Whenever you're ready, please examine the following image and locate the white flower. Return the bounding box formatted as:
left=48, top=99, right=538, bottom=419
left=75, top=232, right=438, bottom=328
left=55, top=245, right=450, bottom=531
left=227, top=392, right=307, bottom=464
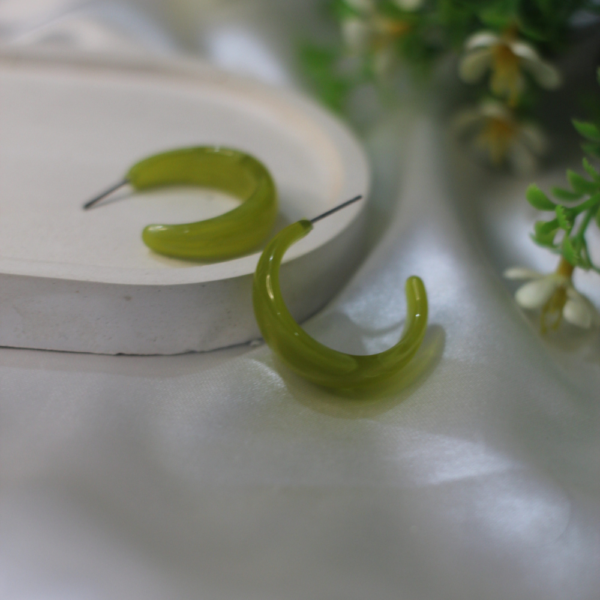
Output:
left=504, top=266, right=599, bottom=331
left=459, top=30, right=561, bottom=105
left=453, top=100, right=547, bottom=174
left=340, top=0, right=411, bottom=78
left=342, top=17, right=372, bottom=54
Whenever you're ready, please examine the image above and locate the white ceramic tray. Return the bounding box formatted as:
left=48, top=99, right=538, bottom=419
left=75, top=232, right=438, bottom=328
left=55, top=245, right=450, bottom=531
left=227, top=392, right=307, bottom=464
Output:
left=0, top=49, right=369, bottom=354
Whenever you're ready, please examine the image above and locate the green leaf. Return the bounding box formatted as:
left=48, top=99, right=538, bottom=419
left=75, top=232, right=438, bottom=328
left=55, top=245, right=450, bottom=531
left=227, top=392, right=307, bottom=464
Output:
left=298, top=44, right=353, bottom=112
left=562, top=236, right=581, bottom=267
left=567, top=170, right=598, bottom=195
left=575, top=192, right=600, bottom=213
left=582, top=142, right=600, bottom=159
left=299, top=45, right=336, bottom=71
left=579, top=238, right=593, bottom=270
left=526, top=184, right=555, bottom=210
left=532, top=219, right=559, bottom=247
left=572, top=119, right=600, bottom=142
left=478, top=4, right=514, bottom=29
left=552, top=186, right=583, bottom=201
left=583, top=157, right=600, bottom=181
left=332, top=0, right=363, bottom=19
left=556, top=205, right=574, bottom=231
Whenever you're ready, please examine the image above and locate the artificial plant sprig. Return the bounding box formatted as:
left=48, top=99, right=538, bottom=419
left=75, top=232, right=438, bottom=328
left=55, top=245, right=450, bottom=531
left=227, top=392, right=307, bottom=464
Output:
left=456, top=22, right=561, bottom=169
left=458, top=27, right=561, bottom=107
left=573, top=118, right=600, bottom=160
left=302, top=0, right=593, bottom=171
left=526, top=160, right=600, bottom=272
left=453, top=98, right=547, bottom=173
left=504, top=114, right=600, bottom=332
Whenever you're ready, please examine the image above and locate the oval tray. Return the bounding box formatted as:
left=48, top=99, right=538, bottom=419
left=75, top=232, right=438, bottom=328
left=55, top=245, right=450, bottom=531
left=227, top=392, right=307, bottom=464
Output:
left=0, top=49, right=369, bottom=354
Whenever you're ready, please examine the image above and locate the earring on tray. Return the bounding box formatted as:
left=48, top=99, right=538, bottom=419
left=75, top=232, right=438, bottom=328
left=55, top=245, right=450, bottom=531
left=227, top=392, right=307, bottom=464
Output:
left=84, top=146, right=278, bottom=261
left=252, top=195, right=429, bottom=390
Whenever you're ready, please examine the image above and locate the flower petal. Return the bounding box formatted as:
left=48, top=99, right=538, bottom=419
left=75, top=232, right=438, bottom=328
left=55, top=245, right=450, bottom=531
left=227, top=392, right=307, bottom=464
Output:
left=459, top=48, right=493, bottom=83
left=342, top=18, right=371, bottom=53
left=563, top=296, right=593, bottom=328
left=522, top=58, right=562, bottom=89
left=465, top=31, right=499, bottom=50
left=566, top=286, right=585, bottom=299
left=504, top=267, right=543, bottom=280
left=565, top=287, right=599, bottom=326
left=515, top=277, right=558, bottom=309
left=480, top=99, right=512, bottom=120
left=509, top=40, right=541, bottom=62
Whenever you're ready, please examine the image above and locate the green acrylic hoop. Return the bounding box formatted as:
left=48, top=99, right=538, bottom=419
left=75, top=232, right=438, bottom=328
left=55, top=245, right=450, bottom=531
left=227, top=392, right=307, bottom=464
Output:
left=253, top=219, right=429, bottom=390
left=85, top=147, right=278, bottom=261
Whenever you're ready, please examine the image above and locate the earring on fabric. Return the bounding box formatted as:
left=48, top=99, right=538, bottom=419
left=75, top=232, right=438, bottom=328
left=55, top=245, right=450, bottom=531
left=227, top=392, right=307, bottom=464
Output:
left=84, top=146, right=278, bottom=261
left=252, top=195, right=429, bottom=390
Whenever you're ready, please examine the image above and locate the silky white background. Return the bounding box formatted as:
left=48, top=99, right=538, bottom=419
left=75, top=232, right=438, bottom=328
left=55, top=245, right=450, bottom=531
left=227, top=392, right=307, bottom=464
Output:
left=1, top=2, right=600, bottom=599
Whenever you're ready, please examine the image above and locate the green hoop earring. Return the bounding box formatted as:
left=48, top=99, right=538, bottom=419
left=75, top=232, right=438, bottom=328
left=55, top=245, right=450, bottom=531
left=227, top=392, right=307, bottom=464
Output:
left=252, top=197, right=428, bottom=390
left=84, top=146, right=278, bottom=261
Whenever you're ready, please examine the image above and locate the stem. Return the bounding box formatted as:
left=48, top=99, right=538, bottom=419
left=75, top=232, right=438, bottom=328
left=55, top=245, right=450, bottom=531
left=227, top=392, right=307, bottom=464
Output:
left=566, top=205, right=599, bottom=271
left=504, top=23, right=519, bottom=40
left=556, top=256, right=574, bottom=279
left=542, top=257, right=573, bottom=334
left=576, top=208, right=595, bottom=241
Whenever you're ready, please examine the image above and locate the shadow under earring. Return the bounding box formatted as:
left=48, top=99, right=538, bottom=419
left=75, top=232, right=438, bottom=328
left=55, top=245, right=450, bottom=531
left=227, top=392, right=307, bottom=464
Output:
left=84, top=146, right=278, bottom=261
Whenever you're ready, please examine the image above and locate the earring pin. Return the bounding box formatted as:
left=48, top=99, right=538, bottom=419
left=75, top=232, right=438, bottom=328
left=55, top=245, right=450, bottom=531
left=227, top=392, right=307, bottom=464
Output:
left=83, top=179, right=129, bottom=210
left=310, top=195, right=362, bottom=224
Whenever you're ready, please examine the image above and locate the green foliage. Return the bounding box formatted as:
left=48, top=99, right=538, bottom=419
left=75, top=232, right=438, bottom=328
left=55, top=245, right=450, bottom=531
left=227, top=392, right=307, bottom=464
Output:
left=516, top=0, right=573, bottom=44
left=526, top=184, right=555, bottom=210
left=434, top=0, right=480, bottom=47
left=298, top=44, right=354, bottom=112
left=567, top=169, right=598, bottom=194
left=573, top=120, right=600, bottom=142
left=532, top=218, right=559, bottom=247
left=582, top=157, right=600, bottom=180
left=571, top=69, right=600, bottom=158
left=331, top=0, right=363, bottom=19
left=529, top=151, right=600, bottom=270
left=526, top=91, right=600, bottom=271
left=478, top=0, right=520, bottom=30
left=555, top=205, right=575, bottom=230
left=302, top=0, right=589, bottom=113
left=582, top=142, right=600, bottom=159
left=551, top=186, right=583, bottom=201
left=574, top=117, right=600, bottom=158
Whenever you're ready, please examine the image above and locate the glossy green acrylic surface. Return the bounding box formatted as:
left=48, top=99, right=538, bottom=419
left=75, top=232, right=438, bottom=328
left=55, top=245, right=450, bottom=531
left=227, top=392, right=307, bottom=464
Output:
left=127, top=147, right=277, bottom=260
left=253, top=220, right=429, bottom=390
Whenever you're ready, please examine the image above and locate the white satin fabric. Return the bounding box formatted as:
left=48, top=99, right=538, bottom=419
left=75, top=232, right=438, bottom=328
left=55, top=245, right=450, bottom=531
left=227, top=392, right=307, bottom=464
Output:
left=1, top=2, right=599, bottom=599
